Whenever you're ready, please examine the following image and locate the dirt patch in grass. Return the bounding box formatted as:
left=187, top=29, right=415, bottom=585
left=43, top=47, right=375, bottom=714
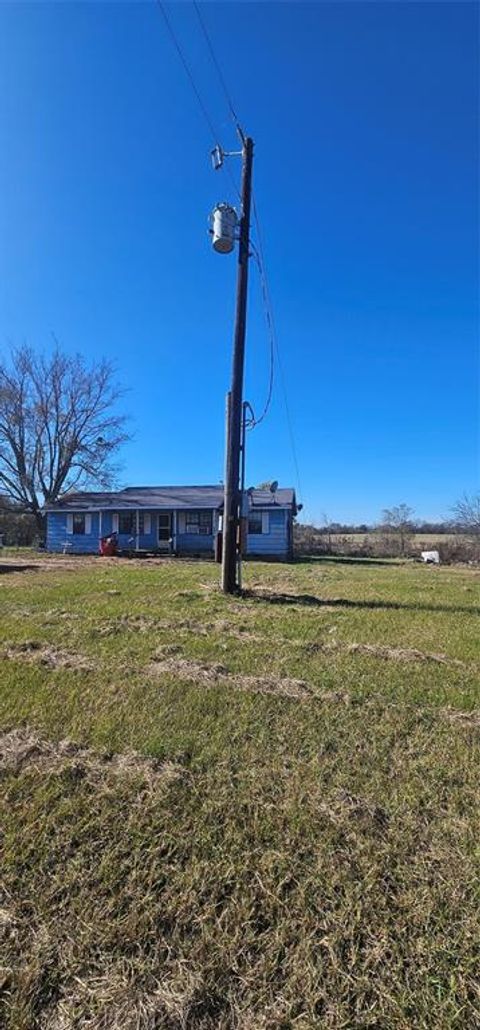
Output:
left=441, top=709, right=480, bottom=728
left=0, top=556, right=99, bottom=574
left=346, top=641, right=465, bottom=665
left=43, top=609, right=82, bottom=622
left=304, top=640, right=465, bottom=666
left=149, top=655, right=313, bottom=700
left=318, top=788, right=390, bottom=835
left=234, top=674, right=313, bottom=700
left=209, top=618, right=261, bottom=641
left=0, top=728, right=183, bottom=785
left=151, top=656, right=229, bottom=679
left=97, top=615, right=260, bottom=642
left=1, top=641, right=93, bottom=671
left=38, top=968, right=206, bottom=1030
left=96, top=614, right=162, bottom=636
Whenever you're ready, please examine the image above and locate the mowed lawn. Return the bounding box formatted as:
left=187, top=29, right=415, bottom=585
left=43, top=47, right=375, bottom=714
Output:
left=0, top=555, right=479, bottom=1029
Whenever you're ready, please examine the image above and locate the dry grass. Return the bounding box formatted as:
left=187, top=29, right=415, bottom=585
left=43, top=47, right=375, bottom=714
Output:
left=0, top=728, right=183, bottom=785
left=2, top=640, right=94, bottom=671
left=0, top=555, right=479, bottom=1028
left=149, top=655, right=313, bottom=700
left=303, top=639, right=466, bottom=665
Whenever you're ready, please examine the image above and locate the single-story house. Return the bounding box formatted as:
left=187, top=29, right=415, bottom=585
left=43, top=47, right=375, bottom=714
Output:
left=44, top=485, right=298, bottom=560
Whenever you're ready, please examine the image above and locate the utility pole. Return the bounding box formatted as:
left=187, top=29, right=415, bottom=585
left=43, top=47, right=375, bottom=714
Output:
left=221, top=136, right=254, bottom=594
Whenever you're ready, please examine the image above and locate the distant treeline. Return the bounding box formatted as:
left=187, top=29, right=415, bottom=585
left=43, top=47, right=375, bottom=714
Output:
left=312, top=521, right=457, bottom=535
left=0, top=499, right=38, bottom=547
left=294, top=522, right=479, bottom=563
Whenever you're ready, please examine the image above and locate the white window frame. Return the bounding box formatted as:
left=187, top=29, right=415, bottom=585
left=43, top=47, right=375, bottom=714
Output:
left=248, top=511, right=270, bottom=535
left=248, top=512, right=263, bottom=535
left=138, top=513, right=152, bottom=535
left=184, top=510, right=212, bottom=536
left=67, top=512, right=91, bottom=536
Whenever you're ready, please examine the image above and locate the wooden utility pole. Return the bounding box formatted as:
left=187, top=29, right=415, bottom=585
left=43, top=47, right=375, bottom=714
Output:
left=221, top=136, right=254, bottom=594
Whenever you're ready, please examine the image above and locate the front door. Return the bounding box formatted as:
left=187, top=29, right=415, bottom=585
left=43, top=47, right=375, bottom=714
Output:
left=157, top=512, right=172, bottom=551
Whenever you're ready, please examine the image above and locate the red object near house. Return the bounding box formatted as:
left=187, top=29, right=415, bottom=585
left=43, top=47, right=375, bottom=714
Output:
left=99, top=534, right=118, bottom=556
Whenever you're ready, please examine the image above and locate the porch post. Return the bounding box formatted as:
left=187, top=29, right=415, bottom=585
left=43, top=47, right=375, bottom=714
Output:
left=135, top=509, right=140, bottom=551
left=99, top=510, right=103, bottom=550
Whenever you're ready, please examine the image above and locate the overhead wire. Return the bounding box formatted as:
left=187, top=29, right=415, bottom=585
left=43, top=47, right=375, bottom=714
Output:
left=155, top=1, right=241, bottom=200
left=251, top=194, right=304, bottom=504
left=187, top=3, right=275, bottom=432
left=156, top=0, right=303, bottom=502
left=248, top=243, right=275, bottom=429
left=155, top=1, right=219, bottom=144
left=192, top=1, right=244, bottom=139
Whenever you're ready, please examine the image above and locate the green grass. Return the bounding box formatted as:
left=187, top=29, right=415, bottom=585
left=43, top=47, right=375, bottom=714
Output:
left=1, top=556, right=479, bottom=1028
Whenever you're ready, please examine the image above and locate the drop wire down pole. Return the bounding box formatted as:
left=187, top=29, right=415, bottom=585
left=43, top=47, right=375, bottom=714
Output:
left=221, top=136, right=254, bottom=594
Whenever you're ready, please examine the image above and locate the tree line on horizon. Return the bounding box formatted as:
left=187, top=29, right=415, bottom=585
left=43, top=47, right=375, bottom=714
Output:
left=295, top=500, right=480, bottom=562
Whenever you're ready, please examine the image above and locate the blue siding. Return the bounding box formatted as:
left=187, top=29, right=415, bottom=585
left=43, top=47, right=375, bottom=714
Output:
left=247, top=508, right=290, bottom=558
left=47, top=511, right=101, bottom=554
left=176, top=534, right=214, bottom=554
left=46, top=505, right=292, bottom=559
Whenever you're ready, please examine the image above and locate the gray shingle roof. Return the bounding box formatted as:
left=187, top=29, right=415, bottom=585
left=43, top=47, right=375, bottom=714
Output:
left=44, top=485, right=296, bottom=512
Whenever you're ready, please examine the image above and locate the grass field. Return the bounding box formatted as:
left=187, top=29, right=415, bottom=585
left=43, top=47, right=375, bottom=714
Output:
left=1, top=555, right=479, bottom=1029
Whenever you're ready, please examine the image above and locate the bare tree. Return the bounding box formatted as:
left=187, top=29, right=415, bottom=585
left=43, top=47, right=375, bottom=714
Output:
left=0, top=346, right=129, bottom=533
left=450, top=493, right=480, bottom=549
left=319, top=511, right=333, bottom=554
left=380, top=503, right=415, bottom=556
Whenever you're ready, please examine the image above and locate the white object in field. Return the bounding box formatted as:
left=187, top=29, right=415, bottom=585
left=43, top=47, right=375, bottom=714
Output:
left=211, top=204, right=238, bottom=254
left=421, top=550, right=440, bottom=564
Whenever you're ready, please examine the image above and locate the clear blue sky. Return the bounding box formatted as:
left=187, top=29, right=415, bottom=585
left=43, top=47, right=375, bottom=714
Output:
left=0, top=1, right=478, bottom=524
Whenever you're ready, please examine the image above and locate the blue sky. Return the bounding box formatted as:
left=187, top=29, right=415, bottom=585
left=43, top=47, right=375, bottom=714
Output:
left=0, top=1, right=478, bottom=524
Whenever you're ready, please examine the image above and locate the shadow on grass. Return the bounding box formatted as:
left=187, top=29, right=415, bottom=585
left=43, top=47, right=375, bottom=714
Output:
left=0, top=563, right=39, bottom=575
left=244, top=590, right=480, bottom=616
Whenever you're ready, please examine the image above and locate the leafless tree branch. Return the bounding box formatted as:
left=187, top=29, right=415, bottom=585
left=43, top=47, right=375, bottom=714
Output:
left=0, top=345, right=130, bottom=531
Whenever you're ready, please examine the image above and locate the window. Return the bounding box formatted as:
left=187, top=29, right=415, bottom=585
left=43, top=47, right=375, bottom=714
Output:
left=248, top=513, right=263, bottom=535
left=138, top=513, right=151, bottom=535
left=73, top=513, right=85, bottom=535
left=119, top=513, right=134, bottom=535
left=185, top=510, right=212, bottom=535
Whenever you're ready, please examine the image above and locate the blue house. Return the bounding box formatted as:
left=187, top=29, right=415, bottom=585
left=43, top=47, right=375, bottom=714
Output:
left=44, top=485, right=298, bottom=560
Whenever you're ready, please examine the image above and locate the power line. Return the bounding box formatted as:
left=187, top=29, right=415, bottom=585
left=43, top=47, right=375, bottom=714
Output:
left=155, top=1, right=220, bottom=144
left=251, top=194, right=304, bottom=504
left=184, top=11, right=275, bottom=432
left=192, top=1, right=243, bottom=138
left=155, top=1, right=241, bottom=201
left=249, top=244, right=274, bottom=428
left=156, top=1, right=302, bottom=503
left=190, top=1, right=244, bottom=197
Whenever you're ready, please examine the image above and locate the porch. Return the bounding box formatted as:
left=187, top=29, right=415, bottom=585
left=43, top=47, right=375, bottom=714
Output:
left=56, top=507, right=218, bottom=556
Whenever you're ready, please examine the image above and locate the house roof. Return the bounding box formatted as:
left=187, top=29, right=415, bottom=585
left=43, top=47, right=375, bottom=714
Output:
left=44, top=485, right=297, bottom=512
